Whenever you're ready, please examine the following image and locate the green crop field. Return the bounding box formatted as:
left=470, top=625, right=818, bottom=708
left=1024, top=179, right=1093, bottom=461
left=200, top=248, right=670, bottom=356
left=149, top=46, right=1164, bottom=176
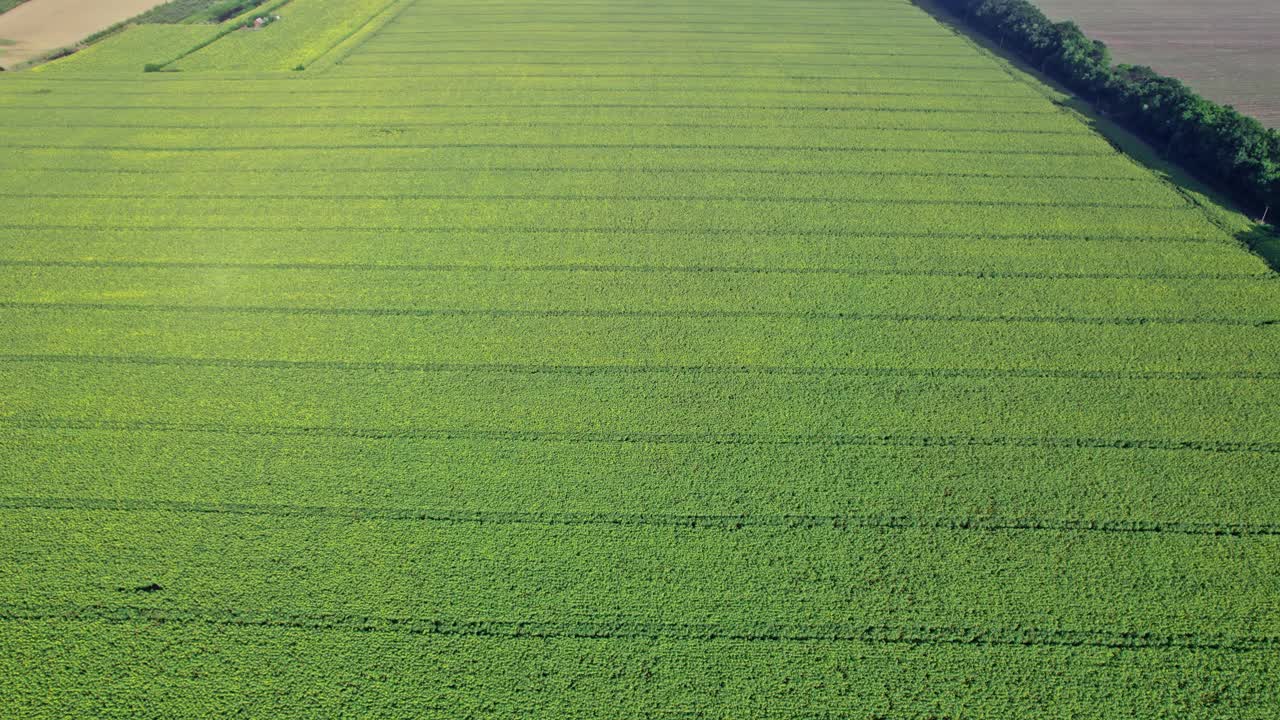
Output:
left=2, top=0, right=1278, bottom=716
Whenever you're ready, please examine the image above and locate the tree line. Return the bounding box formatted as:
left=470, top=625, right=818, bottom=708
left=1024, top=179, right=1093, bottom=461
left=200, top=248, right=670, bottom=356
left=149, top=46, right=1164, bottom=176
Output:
left=933, top=0, right=1278, bottom=225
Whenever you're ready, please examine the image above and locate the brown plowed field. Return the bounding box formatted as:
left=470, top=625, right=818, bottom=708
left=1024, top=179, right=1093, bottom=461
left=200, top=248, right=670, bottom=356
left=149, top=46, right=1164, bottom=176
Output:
left=1035, top=0, right=1280, bottom=127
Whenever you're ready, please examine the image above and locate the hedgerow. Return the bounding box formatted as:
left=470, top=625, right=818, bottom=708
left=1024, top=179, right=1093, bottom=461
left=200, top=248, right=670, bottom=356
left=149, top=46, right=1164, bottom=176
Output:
left=3, top=618, right=1277, bottom=718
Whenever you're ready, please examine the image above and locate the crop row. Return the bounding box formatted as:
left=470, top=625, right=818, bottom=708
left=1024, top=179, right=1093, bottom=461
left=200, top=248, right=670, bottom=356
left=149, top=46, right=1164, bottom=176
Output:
left=1, top=507, right=1277, bottom=638
left=0, top=94, right=1064, bottom=115
left=3, top=230, right=1245, bottom=277
left=3, top=265, right=1274, bottom=318
left=388, top=6, right=927, bottom=17
left=12, top=604, right=1275, bottom=654
left=165, top=0, right=395, bottom=71
left=6, top=421, right=1279, bottom=527
left=379, top=17, right=949, bottom=36
left=9, top=616, right=1272, bottom=719
left=362, top=30, right=957, bottom=46
left=3, top=259, right=1258, bottom=281
left=2, top=407, right=1280, bottom=525
left=393, top=0, right=924, bottom=11
left=0, top=224, right=1257, bottom=273
left=3, top=307, right=1278, bottom=372
left=0, top=114, right=1097, bottom=138
left=355, top=35, right=980, bottom=51
left=6, top=344, right=1280, bottom=399
left=4, top=361, right=1280, bottom=442
left=4, top=603, right=1277, bottom=652
left=0, top=171, right=1185, bottom=207
left=347, top=48, right=989, bottom=64
left=0, top=65, right=1029, bottom=82
left=11, top=302, right=1267, bottom=329
left=9, top=417, right=1279, bottom=455
left=35, top=26, right=215, bottom=75
left=329, top=59, right=1014, bottom=80
left=337, top=57, right=1003, bottom=73
left=6, top=193, right=1169, bottom=209
left=352, top=27, right=974, bottom=46
left=1, top=64, right=1022, bottom=86
left=376, top=19, right=947, bottom=33
left=386, top=5, right=935, bottom=21
left=0, top=195, right=1227, bottom=238
left=6, top=495, right=1280, bottom=537
left=0, top=120, right=1101, bottom=149
left=0, top=75, right=1042, bottom=98
left=392, top=4, right=927, bottom=20
left=9, top=354, right=1280, bottom=380
left=380, top=14, right=947, bottom=31
left=0, top=120, right=1097, bottom=146
left=0, top=145, right=1157, bottom=177
left=390, top=0, right=923, bottom=11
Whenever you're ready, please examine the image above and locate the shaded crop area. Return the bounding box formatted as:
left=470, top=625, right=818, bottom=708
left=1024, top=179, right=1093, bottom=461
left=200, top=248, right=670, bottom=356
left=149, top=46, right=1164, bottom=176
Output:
left=130, top=0, right=272, bottom=24
left=0, top=0, right=1277, bottom=716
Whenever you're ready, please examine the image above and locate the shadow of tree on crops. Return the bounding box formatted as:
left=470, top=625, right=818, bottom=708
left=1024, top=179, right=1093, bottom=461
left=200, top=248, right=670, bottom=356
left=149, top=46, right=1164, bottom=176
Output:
left=1238, top=225, right=1280, bottom=272
left=912, top=0, right=1279, bottom=273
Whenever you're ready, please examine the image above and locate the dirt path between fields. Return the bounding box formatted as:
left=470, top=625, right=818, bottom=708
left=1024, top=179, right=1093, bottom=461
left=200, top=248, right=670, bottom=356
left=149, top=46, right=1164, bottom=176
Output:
left=0, top=0, right=169, bottom=68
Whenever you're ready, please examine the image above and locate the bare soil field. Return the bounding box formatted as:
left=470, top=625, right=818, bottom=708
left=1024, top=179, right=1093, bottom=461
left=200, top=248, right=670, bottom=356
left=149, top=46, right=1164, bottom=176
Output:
left=0, top=0, right=168, bottom=68
left=1035, top=0, right=1280, bottom=127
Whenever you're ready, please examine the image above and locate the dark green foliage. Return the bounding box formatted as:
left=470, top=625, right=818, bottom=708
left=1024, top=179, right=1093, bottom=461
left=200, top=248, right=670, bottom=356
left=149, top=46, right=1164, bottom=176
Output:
left=131, top=0, right=271, bottom=25
left=186, top=0, right=273, bottom=23
left=933, top=0, right=1280, bottom=223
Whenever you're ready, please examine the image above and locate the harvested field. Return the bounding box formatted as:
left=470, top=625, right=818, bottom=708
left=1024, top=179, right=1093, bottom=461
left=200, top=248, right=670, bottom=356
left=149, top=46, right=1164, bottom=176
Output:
left=1035, top=0, right=1280, bottom=127
left=1, top=0, right=1277, bottom=716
